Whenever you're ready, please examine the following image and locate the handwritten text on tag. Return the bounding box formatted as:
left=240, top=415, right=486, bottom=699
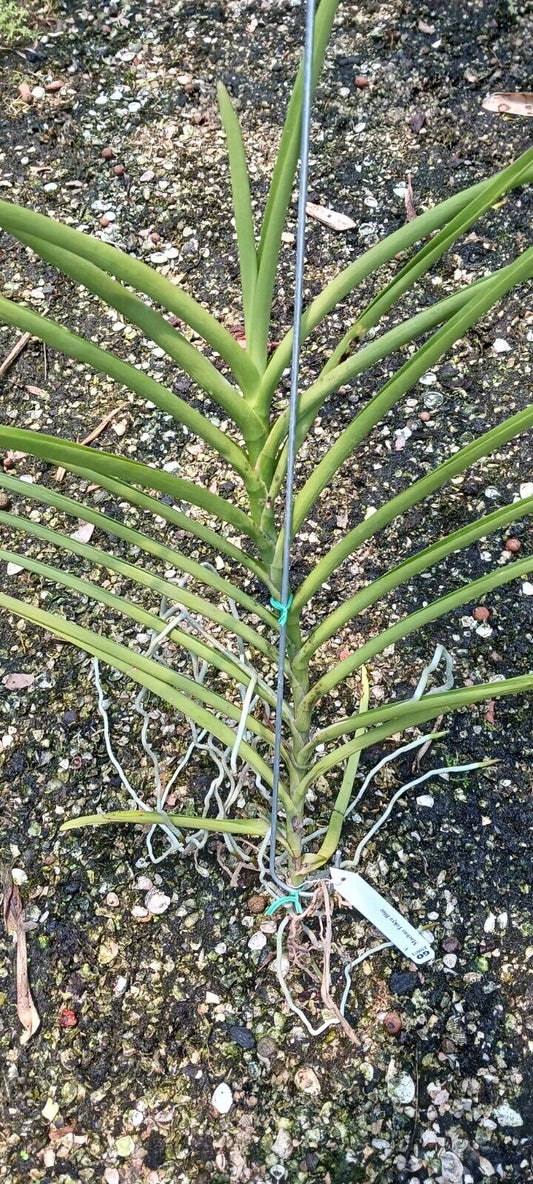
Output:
left=330, top=868, right=434, bottom=965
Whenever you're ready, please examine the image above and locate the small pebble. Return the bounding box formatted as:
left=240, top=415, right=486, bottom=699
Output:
left=493, top=1102, right=523, bottom=1127
left=473, top=606, right=490, bottom=622
left=383, top=1011, right=402, bottom=1034
left=59, top=1008, right=77, bottom=1029
left=101, top=146, right=114, bottom=160
left=247, top=931, right=267, bottom=951
left=227, top=1024, right=255, bottom=1050
left=211, top=1083, right=233, bottom=1114
left=247, top=894, right=267, bottom=914
left=504, top=537, right=521, bottom=552
left=492, top=338, right=511, bottom=353
left=271, top=1129, right=293, bottom=1159
left=257, top=1036, right=277, bottom=1059
left=144, top=888, right=171, bottom=915
left=420, top=410, right=431, bottom=422
left=522, top=581, right=533, bottom=596
left=294, top=1066, right=321, bottom=1095
left=387, top=1070, right=415, bottom=1104
left=354, top=75, right=369, bottom=88
left=113, top=164, right=125, bottom=176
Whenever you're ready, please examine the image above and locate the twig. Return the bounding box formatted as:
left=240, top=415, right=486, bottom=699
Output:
left=55, top=402, right=128, bottom=482
left=0, top=332, right=32, bottom=379
left=405, top=172, right=417, bottom=222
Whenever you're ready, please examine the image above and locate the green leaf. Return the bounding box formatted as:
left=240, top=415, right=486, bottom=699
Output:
left=301, top=554, right=533, bottom=711
left=0, top=296, right=258, bottom=483
left=0, top=589, right=294, bottom=799
left=0, top=427, right=266, bottom=546
left=261, top=266, right=510, bottom=492
left=326, top=146, right=533, bottom=367
left=259, top=147, right=533, bottom=405
left=293, top=406, right=533, bottom=619
left=217, top=83, right=258, bottom=342
left=0, top=198, right=260, bottom=393
left=0, top=470, right=276, bottom=618
left=300, top=495, right=533, bottom=662
left=250, top=0, right=341, bottom=372
left=0, top=541, right=280, bottom=745
left=296, top=674, right=533, bottom=798
left=0, top=511, right=279, bottom=664
left=289, top=249, right=533, bottom=538
left=60, top=810, right=270, bottom=837
left=12, top=231, right=264, bottom=441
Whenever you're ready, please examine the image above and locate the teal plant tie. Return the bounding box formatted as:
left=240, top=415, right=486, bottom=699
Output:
left=266, top=889, right=303, bottom=916
left=270, top=593, right=293, bottom=627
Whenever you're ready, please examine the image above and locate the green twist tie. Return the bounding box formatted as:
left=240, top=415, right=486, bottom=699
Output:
left=265, top=890, right=303, bottom=916
left=270, top=593, right=293, bottom=627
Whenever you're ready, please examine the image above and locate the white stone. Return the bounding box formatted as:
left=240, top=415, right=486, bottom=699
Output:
left=519, top=482, right=533, bottom=498
left=521, top=582, right=533, bottom=596
left=416, top=794, right=434, bottom=808
left=211, top=1083, right=233, bottom=1114
left=484, top=912, right=496, bottom=933
left=144, top=889, right=171, bottom=914
left=247, top=931, right=267, bottom=951
left=492, top=338, right=511, bottom=352
left=493, top=1102, right=523, bottom=1127
left=271, top=1129, right=293, bottom=1159
left=439, top=1150, right=464, bottom=1182
left=387, top=1072, right=415, bottom=1105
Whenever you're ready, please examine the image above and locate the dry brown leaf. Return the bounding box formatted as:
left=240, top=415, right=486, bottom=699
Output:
left=481, top=92, right=533, bottom=116
left=2, top=868, right=41, bottom=1044
left=405, top=172, right=417, bottom=222
left=49, top=1121, right=77, bottom=1145
left=305, top=202, right=356, bottom=232
left=2, top=672, right=35, bottom=690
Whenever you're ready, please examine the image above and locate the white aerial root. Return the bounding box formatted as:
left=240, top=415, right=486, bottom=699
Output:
left=91, top=568, right=270, bottom=867
left=91, top=624, right=488, bottom=1036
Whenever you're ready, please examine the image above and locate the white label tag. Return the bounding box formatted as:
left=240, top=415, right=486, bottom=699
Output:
left=330, top=868, right=434, bottom=965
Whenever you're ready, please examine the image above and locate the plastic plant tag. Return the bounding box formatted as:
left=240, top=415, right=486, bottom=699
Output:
left=330, top=868, right=434, bottom=965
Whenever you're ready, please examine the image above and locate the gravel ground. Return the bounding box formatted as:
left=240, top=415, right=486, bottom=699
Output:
left=0, top=1, right=532, bottom=1182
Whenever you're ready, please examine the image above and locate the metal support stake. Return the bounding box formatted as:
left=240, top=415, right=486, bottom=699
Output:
left=268, top=0, right=316, bottom=897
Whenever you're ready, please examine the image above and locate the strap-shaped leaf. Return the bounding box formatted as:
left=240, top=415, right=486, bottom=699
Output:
left=29, top=468, right=270, bottom=585
left=324, top=146, right=533, bottom=369
left=0, top=472, right=275, bottom=620
left=0, top=296, right=258, bottom=484
left=0, top=427, right=265, bottom=546
left=261, top=267, right=508, bottom=492
left=292, top=404, right=533, bottom=618
left=0, top=511, right=278, bottom=662
left=16, top=231, right=264, bottom=443
left=0, top=198, right=260, bottom=393
left=0, top=542, right=280, bottom=745
left=0, top=590, right=296, bottom=802
left=249, top=0, right=341, bottom=370
left=299, top=554, right=533, bottom=712
left=288, top=248, right=533, bottom=538
left=300, top=495, right=533, bottom=661
left=258, top=147, right=533, bottom=407
left=217, top=83, right=258, bottom=341
left=297, top=675, right=532, bottom=784
left=61, top=810, right=270, bottom=838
